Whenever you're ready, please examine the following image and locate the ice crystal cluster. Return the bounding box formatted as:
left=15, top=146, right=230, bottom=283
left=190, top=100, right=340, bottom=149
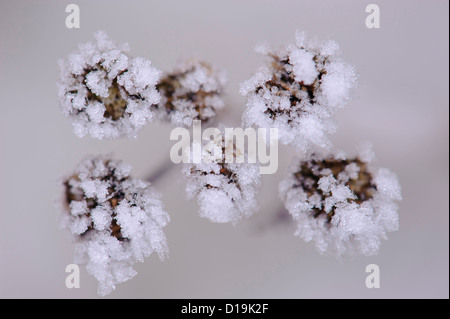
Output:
left=182, top=129, right=261, bottom=224
left=57, top=31, right=161, bottom=139
left=60, top=155, right=169, bottom=296
left=157, top=58, right=227, bottom=127
left=241, top=32, right=356, bottom=153
left=279, top=145, right=401, bottom=256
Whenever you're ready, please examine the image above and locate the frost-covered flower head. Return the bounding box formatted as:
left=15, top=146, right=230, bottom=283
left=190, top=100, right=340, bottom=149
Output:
left=279, top=144, right=401, bottom=256
left=57, top=31, right=161, bottom=139
left=60, top=155, right=169, bottom=296
left=183, top=127, right=260, bottom=224
left=241, top=31, right=356, bottom=153
left=157, top=58, right=227, bottom=127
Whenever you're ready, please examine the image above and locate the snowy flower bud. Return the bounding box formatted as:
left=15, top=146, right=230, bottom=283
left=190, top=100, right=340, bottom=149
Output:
left=60, top=155, right=170, bottom=296
left=241, top=32, right=356, bottom=154
left=279, top=146, right=401, bottom=257
left=157, top=58, right=227, bottom=127
left=182, top=127, right=260, bottom=224
left=57, top=31, right=162, bottom=139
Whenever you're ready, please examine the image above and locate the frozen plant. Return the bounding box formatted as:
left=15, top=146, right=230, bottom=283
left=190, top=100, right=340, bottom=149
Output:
left=182, top=127, right=261, bottom=224
left=57, top=31, right=161, bottom=139
left=157, top=58, right=227, bottom=127
left=241, top=31, right=356, bottom=154
left=57, top=30, right=402, bottom=298
left=60, top=155, right=169, bottom=296
left=279, top=144, right=401, bottom=257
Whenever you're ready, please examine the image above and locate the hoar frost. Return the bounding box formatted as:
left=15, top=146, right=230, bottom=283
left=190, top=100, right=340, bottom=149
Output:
left=241, top=31, right=356, bottom=153
left=183, top=128, right=261, bottom=224
left=157, top=58, right=227, bottom=127
left=57, top=31, right=161, bottom=139
left=279, top=145, right=401, bottom=256
left=60, top=155, right=169, bottom=296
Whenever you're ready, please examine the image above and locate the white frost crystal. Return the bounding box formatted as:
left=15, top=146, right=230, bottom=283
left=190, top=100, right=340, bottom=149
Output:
left=182, top=129, right=261, bottom=224
left=279, top=146, right=401, bottom=256
left=60, top=155, right=170, bottom=296
left=241, top=31, right=356, bottom=154
left=157, top=58, right=227, bottom=127
left=57, top=31, right=161, bottom=139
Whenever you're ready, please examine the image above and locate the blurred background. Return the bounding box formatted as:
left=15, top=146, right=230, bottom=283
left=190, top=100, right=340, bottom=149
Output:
left=0, top=0, right=448, bottom=298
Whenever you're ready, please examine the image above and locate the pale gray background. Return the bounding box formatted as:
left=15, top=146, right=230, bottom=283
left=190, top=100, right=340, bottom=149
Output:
left=0, top=0, right=448, bottom=298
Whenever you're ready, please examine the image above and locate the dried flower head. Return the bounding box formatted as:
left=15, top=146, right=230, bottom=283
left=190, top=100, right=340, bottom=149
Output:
left=60, top=155, right=170, bottom=296
left=241, top=31, right=356, bottom=153
left=279, top=144, right=401, bottom=256
left=182, top=128, right=260, bottom=224
left=57, top=31, right=161, bottom=139
left=157, top=58, right=227, bottom=127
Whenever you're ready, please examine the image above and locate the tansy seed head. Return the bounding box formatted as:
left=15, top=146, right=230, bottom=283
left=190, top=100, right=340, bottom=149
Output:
left=279, top=144, right=401, bottom=257
left=60, top=154, right=170, bottom=296
left=57, top=31, right=161, bottom=139
left=241, top=31, right=356, bottom=154
left=182, top=128, right=260, bottom=224
left=157, top=58, right=227, bottom=127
